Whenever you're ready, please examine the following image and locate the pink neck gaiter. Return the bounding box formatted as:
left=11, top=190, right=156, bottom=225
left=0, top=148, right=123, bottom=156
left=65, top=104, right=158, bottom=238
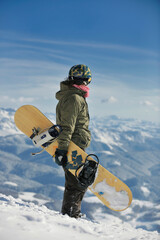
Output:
left=73, top=84, right=90, bottom=98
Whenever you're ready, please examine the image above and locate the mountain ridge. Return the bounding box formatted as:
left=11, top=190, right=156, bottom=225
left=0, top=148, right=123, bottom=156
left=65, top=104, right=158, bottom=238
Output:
left=0, top=107, right=160, bottom=233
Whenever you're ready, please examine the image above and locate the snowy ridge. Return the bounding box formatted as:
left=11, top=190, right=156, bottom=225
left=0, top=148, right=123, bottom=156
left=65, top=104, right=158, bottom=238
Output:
left=0, top=194, right=158, bottom=240
left=0, top=108, right=20, bottom=136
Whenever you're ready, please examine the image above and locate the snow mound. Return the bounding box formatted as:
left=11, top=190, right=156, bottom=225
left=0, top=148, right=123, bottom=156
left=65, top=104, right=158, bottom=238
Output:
left=0, top=194, right=158, bottom=240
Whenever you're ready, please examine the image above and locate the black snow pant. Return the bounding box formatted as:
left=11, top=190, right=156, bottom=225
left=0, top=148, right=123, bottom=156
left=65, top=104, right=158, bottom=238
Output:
left=61, top=168, right=87, bottom=218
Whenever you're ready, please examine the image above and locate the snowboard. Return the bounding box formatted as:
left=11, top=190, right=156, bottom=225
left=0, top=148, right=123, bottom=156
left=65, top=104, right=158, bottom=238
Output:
left=14, top=105, right=132, bottom=211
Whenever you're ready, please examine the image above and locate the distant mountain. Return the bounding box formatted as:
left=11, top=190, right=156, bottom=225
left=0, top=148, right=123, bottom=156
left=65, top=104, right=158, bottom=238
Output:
left=0, top=107, right=160, bottom=233
left=89, top=116, right=160, bottom=203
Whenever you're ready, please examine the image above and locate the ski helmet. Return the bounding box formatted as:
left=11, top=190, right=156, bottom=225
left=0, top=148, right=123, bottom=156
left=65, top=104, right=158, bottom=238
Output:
left=68, top=64, right=92, bottom=85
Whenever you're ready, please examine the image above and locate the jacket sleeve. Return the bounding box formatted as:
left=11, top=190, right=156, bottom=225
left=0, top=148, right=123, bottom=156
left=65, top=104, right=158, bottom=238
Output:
left=57, top=94, right=82, bottom=151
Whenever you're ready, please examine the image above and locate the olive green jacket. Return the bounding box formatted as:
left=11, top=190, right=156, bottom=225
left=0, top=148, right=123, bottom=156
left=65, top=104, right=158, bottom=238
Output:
left=56, top=81, right=91, bottom=151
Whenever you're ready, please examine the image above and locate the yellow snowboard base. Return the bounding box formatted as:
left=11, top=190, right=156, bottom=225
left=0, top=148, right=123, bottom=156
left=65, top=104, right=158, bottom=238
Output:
left=14, top=105, right=132, bottom=211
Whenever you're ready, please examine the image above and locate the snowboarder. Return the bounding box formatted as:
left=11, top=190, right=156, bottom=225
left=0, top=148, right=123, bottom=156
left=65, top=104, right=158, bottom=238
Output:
left=55, top=64, right=92, bottom=218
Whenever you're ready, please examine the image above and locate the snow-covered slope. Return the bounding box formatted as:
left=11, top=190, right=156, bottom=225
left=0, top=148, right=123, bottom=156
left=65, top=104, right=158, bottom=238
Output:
left=0, top=107, right=160, bottom=238
left=0, top=108, right=20, bottom=136
left=0, top=194, right=158, bottom=240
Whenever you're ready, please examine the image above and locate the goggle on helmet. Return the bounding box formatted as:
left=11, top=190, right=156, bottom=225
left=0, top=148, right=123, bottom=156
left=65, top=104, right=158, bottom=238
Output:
left=68, top=64, right=92, bottom=85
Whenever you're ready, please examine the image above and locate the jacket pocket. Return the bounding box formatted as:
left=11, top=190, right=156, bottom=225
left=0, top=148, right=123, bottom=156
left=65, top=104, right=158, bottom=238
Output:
left=72, top=129, right=91, bottom=149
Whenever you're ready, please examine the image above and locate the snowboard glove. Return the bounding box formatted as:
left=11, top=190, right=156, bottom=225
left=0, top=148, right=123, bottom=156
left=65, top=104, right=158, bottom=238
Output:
left=55, top=149, right=68, bottom=167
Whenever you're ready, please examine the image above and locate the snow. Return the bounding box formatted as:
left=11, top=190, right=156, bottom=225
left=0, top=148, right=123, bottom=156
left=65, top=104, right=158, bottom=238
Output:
left=4, top=181, right=18, bottom=187
left=101, top=150, right=114, bottom=155
left=92, top=128, right=123, bottom=150
left=141, top=186, right=150, bottom=197
left=0, top=194, right=159, bottom=240
left=114, top=160, right=121, bottom=166
left=0, top=108, right=20, bottom=136
left=91, top=179, right=129, bottom=210
left=19, top=192, right=48, bottom=205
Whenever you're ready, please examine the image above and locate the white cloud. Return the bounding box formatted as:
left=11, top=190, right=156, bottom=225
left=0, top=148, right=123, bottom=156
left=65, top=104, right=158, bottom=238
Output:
left=21, top=36, right=158, bottom=57
left=1, top=96, right=35, bottom=104
left=153, top=106, right=160, bottom=112
left=140, top=100, right=153, bottom=106
left=140, top=100, right=160, bottom=113
left=101, top=96, right=118, bottom=104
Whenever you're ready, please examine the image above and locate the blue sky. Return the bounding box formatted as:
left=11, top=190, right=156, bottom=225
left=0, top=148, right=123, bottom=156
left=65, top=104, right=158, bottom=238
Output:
left=0, top=0, right=160, bottom=122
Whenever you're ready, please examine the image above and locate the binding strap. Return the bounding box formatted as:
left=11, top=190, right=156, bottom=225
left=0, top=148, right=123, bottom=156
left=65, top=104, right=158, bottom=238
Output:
left=75, top=154, right=99, bottom=189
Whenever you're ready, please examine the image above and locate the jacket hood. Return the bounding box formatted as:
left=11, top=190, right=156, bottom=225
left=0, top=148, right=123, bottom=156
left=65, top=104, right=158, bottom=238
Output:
left=56, top=81, right=86, bottom=101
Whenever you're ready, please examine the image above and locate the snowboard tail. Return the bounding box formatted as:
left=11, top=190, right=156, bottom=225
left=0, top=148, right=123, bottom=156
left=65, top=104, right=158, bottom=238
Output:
left=14, top=105, right=132, bottom=211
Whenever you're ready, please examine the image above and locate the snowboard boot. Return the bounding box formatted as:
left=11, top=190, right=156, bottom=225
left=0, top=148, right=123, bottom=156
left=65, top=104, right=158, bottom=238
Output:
left=61, top=169, right=87, bottom=218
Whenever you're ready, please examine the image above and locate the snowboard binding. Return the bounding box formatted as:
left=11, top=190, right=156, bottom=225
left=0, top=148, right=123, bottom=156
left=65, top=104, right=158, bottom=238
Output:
left=30, top=125, right=62, bottom=156
left=75, top=154, right=99, bottom=189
